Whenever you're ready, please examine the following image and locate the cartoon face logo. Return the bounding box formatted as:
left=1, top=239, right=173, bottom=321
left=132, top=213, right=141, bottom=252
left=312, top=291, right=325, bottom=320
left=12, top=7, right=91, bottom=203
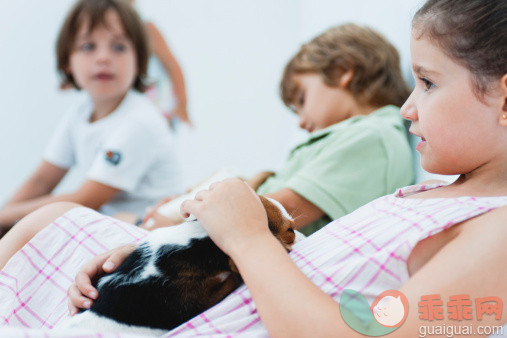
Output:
left=340, top=289, right=409, bottom=335
left=371, top=290, right=408, bottom=328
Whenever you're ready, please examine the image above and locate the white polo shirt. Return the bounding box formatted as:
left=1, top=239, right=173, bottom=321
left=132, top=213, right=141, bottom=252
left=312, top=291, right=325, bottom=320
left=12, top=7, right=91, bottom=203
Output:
left=44, top=91, right=184, bottom=217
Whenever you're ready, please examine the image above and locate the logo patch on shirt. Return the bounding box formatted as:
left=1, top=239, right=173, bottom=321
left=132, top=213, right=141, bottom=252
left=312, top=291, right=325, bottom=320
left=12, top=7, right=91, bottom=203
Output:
left=105, top=150, right=121, bottom=165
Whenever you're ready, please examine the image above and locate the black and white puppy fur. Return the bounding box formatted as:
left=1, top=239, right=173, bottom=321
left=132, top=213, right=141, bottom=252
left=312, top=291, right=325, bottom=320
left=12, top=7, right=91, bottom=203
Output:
left=57, top=196, right=296, bottom=336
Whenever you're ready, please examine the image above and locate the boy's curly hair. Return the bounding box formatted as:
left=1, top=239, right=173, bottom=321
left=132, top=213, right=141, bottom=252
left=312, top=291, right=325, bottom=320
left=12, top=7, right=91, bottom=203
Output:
left=56, top=0, right=149, bottom=92
left=280, top=24, right=409, bottom=111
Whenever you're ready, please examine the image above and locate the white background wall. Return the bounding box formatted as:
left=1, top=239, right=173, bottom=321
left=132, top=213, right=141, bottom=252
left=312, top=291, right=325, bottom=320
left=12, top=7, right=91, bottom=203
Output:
left=0, top=0, right=443, bottom=205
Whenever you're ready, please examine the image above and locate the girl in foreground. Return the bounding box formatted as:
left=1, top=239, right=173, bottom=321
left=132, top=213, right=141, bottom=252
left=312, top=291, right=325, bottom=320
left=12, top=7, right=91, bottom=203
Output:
left=0, top=0, right=506, bottom=336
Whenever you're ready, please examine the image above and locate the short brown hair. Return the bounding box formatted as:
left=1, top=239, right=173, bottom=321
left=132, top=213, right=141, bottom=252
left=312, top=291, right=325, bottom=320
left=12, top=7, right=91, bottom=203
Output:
left=413, top=0, right=506, bottom=99
left=56, top=0, right=149, bottom=92
left=280, top=24, right=409, bottom=110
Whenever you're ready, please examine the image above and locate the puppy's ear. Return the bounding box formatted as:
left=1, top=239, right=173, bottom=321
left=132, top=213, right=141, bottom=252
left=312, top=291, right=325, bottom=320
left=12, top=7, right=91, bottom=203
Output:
left=228, top=258, right=240, bottom=274
left=258, top=195, right=296, bottom=252
left=258, top=195, right=279, bottom=233
left=278, top=228, right=296, bottom=253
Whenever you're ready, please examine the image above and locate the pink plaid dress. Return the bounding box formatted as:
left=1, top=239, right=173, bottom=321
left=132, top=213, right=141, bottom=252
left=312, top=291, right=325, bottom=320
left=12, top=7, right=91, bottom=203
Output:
left=0, top=184, right=506, bottom=337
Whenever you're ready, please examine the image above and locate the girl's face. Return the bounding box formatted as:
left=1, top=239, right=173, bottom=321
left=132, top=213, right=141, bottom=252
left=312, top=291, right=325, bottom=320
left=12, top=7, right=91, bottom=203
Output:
left=401, top=33, right=504, bottom=175
left=69, top=9, right=137, bottom=103
left=290, top=73, right=354, bottom=133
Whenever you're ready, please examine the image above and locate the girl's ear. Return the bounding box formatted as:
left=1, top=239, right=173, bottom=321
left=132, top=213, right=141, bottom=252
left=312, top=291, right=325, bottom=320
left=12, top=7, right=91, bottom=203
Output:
left=338, top=70, right=354, bottom=89
left=500, top=74, right=507, bottom=127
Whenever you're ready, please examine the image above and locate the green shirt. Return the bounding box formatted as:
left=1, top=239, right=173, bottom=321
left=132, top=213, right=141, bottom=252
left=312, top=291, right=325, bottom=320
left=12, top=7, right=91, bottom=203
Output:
left=257, top=105, right=414, bottom=236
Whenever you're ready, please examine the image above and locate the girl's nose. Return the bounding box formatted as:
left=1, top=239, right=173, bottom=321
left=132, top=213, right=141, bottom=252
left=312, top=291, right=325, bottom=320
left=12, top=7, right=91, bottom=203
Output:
left=400, top=92, right=418, bottom=121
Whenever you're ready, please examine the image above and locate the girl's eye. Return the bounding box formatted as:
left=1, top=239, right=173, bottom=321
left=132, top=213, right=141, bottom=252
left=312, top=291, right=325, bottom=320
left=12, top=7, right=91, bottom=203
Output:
left=80, top=43, right=94, bottom=52
left=419, top=77, right=435, bottom=91
left=112, top=43, right=126, bottom=52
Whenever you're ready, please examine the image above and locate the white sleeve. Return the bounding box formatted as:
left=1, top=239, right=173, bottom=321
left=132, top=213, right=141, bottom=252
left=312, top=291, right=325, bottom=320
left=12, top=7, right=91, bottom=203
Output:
left=86, top=119, right=159, bottom=192
left=42, top=111, right=76, bottom=169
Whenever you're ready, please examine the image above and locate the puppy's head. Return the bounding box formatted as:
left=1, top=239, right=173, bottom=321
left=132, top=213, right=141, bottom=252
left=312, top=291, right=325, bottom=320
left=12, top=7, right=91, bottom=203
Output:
left=229, top=195, right=295, bottom=274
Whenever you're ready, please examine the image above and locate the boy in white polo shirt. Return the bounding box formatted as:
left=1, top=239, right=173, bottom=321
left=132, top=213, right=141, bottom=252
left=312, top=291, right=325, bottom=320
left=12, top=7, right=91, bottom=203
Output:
left=0, top=0, right=183, bottom=232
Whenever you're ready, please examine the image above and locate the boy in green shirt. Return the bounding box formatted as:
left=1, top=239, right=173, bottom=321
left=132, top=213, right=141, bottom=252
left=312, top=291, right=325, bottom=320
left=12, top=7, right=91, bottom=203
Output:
left=256, top=23, right=413, bottom=235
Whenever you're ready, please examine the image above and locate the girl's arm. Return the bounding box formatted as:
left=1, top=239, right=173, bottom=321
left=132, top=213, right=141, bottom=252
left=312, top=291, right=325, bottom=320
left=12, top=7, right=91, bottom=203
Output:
left=264, top=188, right=324, bottom=230
left=145, top=22, right=189, bottom=125
left=3, top=161, right=68, bottom=205
left=181, top=179, right=507, bottom=337
left=230, top=206, right=507, bottom=338
left=0, top=179, right=119, bottom=227
left=228, top=229, right=349, bottom=337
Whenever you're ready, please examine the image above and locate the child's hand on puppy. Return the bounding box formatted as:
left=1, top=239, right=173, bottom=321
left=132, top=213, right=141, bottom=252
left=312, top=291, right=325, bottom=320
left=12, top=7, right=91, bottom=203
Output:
left=180, top=178, right=271, bottom=256
left=67, top=244, right=137, bottom=315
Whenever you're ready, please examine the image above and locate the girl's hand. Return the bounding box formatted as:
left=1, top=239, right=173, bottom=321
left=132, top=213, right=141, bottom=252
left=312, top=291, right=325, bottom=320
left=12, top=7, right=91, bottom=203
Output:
left=169, top=105, right=192, bottom=126
left=180, top=178, right=269, bottom=255
left=67, top=244, right=137, bottom=315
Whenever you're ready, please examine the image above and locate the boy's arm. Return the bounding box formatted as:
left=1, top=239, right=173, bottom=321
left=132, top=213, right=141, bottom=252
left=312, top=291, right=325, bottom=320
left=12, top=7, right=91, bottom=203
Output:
left=4, top=161, right=68, bottom=205
left=0, top=179, right=119, bottom=227
left=145, top=22, right=189, bottom=124
left=264, top=188, right=324, bottom=229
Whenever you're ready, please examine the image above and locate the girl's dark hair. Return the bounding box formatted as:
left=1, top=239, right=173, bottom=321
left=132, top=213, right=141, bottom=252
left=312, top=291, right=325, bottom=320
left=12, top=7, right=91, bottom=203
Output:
left=56, top=0, right=149, bottom=92
left=413, top=0, right=507, bottom=98
left=280, top=24, right=410, bottom=111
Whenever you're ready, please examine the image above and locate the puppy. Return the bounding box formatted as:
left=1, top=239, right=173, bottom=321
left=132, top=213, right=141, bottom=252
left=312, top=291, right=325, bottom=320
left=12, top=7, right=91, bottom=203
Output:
left=58, top=196, right=295, bottom=336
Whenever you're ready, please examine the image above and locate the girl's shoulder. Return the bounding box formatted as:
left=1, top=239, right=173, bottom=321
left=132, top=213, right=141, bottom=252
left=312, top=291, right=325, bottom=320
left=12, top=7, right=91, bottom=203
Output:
left=394, top=182, right=448, bottom=198
left=395, top=182, right=507, bottom=201
left=455, top=204, right=507, bottom=246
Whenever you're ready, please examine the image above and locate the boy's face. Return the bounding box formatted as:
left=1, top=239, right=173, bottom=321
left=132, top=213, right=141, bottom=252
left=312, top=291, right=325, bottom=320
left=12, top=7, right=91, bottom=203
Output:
left=290, top=73, right=354, bottom=133
left=68, top=9, right=137, bottom=103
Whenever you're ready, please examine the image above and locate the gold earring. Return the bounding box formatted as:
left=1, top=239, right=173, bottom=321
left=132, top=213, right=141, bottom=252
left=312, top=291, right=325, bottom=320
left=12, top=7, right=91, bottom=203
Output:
left=503, top=113, right=507, bottom=119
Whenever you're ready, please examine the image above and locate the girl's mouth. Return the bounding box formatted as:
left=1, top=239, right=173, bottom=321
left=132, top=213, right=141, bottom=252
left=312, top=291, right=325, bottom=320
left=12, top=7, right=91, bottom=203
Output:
left=416, top=137, right=427, bottom=151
